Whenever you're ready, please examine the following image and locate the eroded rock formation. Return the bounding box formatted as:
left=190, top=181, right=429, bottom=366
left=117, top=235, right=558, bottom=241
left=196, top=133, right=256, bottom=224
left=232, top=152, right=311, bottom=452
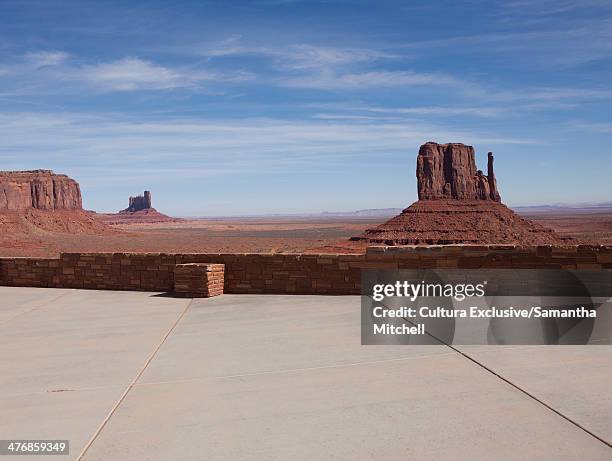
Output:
left=103, top=189, right=178, bottom=223
left=353, top=142, right=568, bottom=245
left=416, top=142, right=501, bottom=201
left=0, top=170, right=82, bottom=211
left=0, top=170, right=115, bottom=238
left=123, top=191, right=152, bottom=212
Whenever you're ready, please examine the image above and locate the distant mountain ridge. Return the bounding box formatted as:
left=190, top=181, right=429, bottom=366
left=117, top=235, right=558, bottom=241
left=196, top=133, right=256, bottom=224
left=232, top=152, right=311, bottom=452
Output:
left=179, top=203, right=612, bottom=219
left=513, top=202, right=612, bottom=214
left=320, top=208, right=403, bottom=217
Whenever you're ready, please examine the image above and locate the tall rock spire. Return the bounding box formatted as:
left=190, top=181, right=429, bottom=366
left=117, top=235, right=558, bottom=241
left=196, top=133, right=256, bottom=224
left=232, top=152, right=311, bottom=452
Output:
left=487, top=152, right=501, bottom=202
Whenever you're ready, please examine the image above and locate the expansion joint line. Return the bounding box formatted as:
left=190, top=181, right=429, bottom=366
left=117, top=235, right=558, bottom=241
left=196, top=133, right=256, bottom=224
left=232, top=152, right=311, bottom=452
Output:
left=400, top=315, right=612, bottom=450
left=76, top=298, right=194, bottom=460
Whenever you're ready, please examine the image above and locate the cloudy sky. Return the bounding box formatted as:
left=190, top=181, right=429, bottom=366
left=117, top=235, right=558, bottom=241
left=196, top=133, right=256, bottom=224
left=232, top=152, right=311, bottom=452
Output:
left=1, top=0, right=611, bottom=215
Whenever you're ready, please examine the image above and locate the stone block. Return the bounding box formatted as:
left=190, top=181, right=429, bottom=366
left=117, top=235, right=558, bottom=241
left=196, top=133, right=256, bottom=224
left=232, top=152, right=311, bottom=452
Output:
left=174, top=263, right=225, bottom=298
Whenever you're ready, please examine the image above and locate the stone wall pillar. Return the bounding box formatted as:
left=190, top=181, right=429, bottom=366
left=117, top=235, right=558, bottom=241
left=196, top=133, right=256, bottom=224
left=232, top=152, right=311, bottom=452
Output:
left=174, top=263, right=225, bottom=297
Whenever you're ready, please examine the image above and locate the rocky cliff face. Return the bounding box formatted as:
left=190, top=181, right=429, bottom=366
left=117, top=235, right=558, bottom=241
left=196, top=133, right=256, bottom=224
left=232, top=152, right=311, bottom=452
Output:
left=0, top=170, right=83, bottom=211
left=123, top=191, right=153, bottom=212
left=416, top=142, right=501, bottom=201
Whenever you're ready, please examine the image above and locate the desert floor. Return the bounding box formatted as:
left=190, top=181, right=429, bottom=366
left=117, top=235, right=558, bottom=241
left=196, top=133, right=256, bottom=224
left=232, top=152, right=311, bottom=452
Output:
left=0, top=217, right=373, bottom=257
left=1, top=213, right=611, bottom=258
left=522, top=212, right=612, bottom=245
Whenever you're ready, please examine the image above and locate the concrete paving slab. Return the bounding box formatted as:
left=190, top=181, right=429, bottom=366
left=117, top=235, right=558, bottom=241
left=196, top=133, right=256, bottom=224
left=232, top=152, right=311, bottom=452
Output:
left=0, top=387, right=123, bottom=461
left=0, top=286, right=75, bottom=324
left=0, top=287, right=190, bottom=460
left=138, top=295, right=451, bottom=384
left=457, top=345, right=612, bottom=443
left=81, top=294, right=611, bottom=461
left=0, top=289, right=189, bottom=394
left=82, top=350, right=611, bottom=461
left=1, top=288, right=611, bottom=461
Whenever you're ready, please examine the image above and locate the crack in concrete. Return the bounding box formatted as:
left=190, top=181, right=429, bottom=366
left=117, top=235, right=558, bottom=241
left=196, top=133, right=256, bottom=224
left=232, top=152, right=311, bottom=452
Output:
left=399, top=314, right=612, bottom=450
left=76, top=298, right=194, bottom=461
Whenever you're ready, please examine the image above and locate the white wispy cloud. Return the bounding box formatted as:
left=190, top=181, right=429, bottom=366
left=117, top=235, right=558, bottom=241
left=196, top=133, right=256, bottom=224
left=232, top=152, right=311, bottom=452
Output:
left=71, top=57, right=240, bottom=91
left=570, top=121, right=612, bottom=133
left=313, top=114, right=406, bottom=122
left=205, top=39, right=397, bottom=70
left=25, top=50, right=69, bottom=67
left=398, top=18, right=612, bottom=68
left=204, top=39, right=456, bottom=92
left=0, top=112, right=536, bottom=180
left=526, top=87, right=612, bottom=101
left=306, top=100, right=590, bottom=121
left=498, top=0, right=612, bottom=18
left=281, top=70, right=461, bottom=90
left=354, top=106, right=503, bottom=117
left=462, top=86, right=612, bottom=108
left=311, top=106, right=504, bottom=120
left=3, top=47, right=462, bottom=94
left=275, top=44, right=397, bottom=70
left=4, top=54, right=253, bottom=93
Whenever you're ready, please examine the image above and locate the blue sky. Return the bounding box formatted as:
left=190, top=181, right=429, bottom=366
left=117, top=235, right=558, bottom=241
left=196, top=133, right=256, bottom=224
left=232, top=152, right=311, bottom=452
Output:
left=1, top=0, right=611, bottom=215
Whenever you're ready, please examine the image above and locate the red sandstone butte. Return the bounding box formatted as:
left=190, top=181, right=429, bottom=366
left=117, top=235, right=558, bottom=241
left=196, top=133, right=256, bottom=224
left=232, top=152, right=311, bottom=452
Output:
left=123, top=190, right=153, bottom=212
left=0, top=170, right=82, bottom=211
left=0, top=170, right=113, bottom=236
left=98, top=190, right=179, bottom=224
left=353, top=142, right=569, bottom=245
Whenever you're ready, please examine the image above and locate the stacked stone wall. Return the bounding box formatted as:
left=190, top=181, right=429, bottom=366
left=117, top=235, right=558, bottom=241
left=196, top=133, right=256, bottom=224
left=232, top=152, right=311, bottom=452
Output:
left=1, top=246, right=610, bottom=295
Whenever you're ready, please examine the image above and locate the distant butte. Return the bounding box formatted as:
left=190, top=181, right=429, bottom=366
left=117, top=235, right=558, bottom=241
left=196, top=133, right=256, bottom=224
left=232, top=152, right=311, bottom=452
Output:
left=352, top=142, right=569, bottom=245
left=99, top=190, right=180, bottom=224
left=123, top=190, right=153, bottom=212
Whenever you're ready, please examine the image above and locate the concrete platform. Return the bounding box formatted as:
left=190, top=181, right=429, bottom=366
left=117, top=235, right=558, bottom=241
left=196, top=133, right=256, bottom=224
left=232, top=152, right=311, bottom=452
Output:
left=1, top=287, right=610, bottom=460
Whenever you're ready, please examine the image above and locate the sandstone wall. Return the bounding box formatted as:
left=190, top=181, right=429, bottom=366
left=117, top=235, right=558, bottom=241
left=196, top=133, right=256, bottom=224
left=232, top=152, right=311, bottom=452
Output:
left=1, top=246, right=610, bottom=295
left=0, top=170, right=82, bottom=211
